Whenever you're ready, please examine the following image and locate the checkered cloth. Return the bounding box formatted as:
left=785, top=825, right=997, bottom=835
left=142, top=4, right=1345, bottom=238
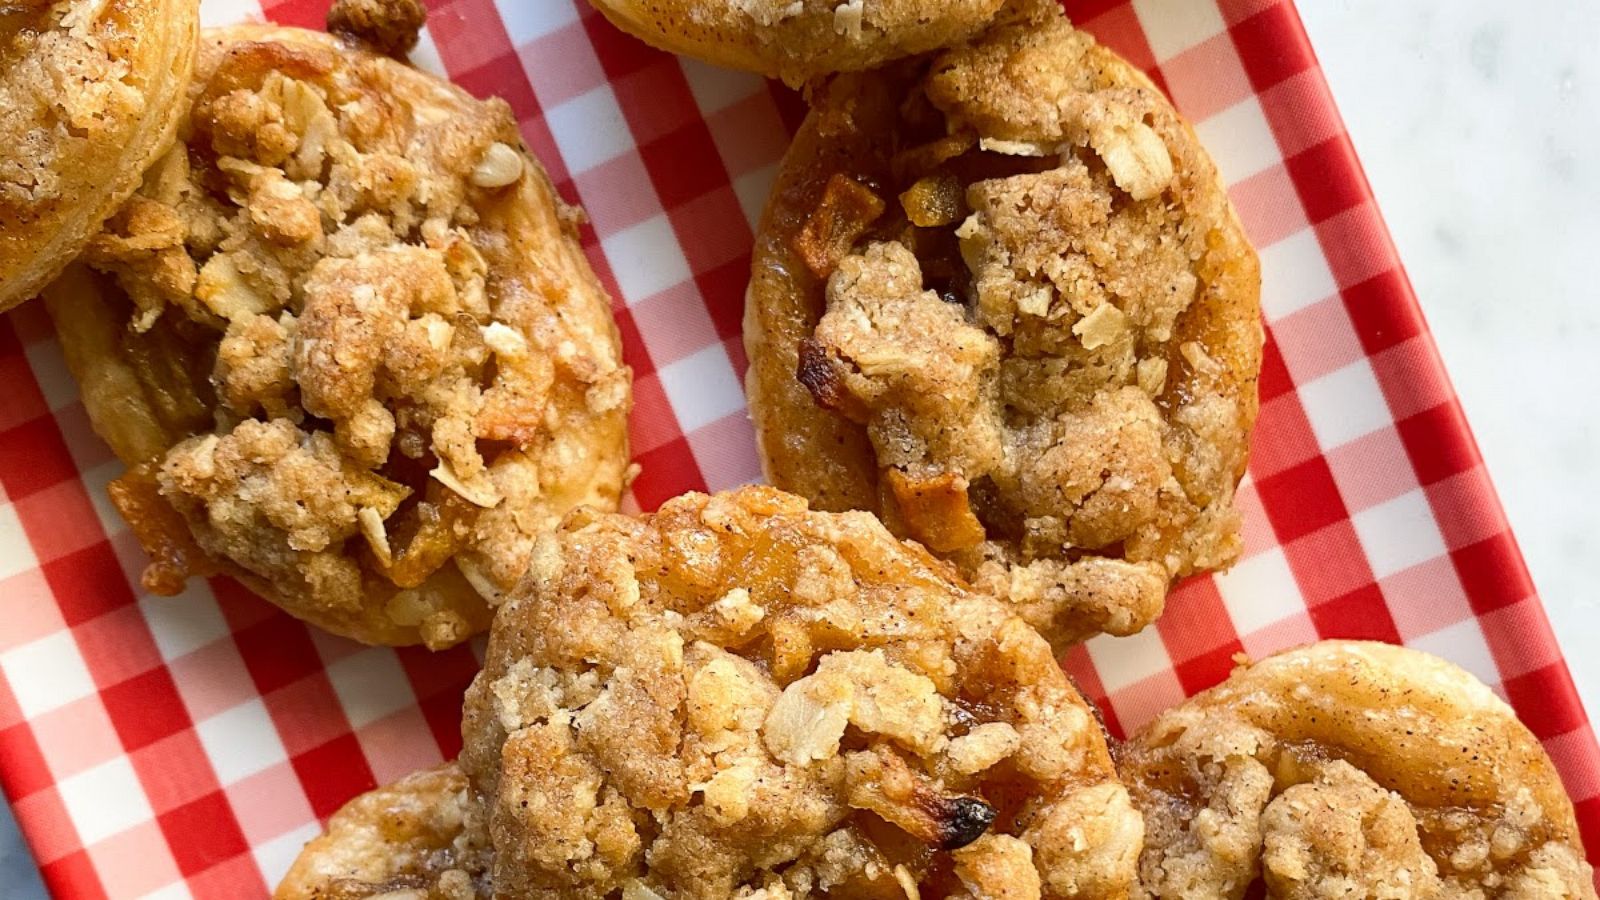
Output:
left=0, top=0, right=1592, bottom=896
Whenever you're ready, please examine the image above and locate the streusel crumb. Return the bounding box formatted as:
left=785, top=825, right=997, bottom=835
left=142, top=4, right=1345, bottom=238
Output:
left=326, top=0, right=427, bottom=59
left=50, top=24, right=631, bottom=647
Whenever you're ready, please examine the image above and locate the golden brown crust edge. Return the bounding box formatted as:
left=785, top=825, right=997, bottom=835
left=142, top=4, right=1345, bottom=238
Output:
left=744, top=113, right=883, bottom=514
left=0, top=0, right=198, bottom=311
left=45, top=24, right=632, bottom=648
left=588, top=0, right=1006, bottom=85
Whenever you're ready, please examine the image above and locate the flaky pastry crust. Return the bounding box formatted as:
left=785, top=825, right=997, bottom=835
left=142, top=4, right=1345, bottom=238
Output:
left=46, top=24, right=632, bottom=648
left=1117, top=641, right=1597, bottom=899
left=745, top=12, right=1262, bottom=650
left=283, top=487, right=1144, bottom=898
left=276, top=763, right=490, bottom=900
left=586, top=0, right=1005, bottom=86
left=0, top=0, right=196, bottom=311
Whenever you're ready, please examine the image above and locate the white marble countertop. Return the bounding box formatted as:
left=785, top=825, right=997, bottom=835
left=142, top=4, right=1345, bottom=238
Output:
left=1, top=3, right=1594, bottom=895
left=1296, top=0, right=1600, bottom=717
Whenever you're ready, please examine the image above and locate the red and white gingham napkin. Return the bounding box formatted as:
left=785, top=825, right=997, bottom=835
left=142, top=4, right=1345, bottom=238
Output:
left=0, top=0, right=1593, bottom=896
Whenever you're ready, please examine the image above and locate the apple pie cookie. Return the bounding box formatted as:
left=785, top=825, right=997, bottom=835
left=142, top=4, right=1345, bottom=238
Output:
left=47, top=22, right=632, bottom=648
left=745, top=12, right=1262, bottom=649
left=1118, top=641, right=1596, bottom=899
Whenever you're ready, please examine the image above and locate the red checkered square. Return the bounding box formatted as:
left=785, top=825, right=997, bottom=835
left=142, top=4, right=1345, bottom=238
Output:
left=1284, top=521, right=1373, bottom=607
left=0, top=720, right=52, bottom=799
left=38, top=848, right=103, bottom=900
left=158, top=791, right=250, bottom=877
left=0, top=2, right=1593, bottom=895
left=1323, top=426, right=1418, bottom=515
left=0, top=419, right=80, bottom=502
left=43, top=541, right=133, bottom=628
left=516, top=23, right=603, bottom=109
left=1255, top=456, right=1348, bottom=543
left=355, top=709, right=448, bottom=785
left=1342, top=268, right=1426, bottom=354
left=231, top=617, right=326, bottom=698
left=290, top=736, right=376, bottom=820
left=128, top=731, right=218, bottom=814
left=1379, top=556, right=1474, bottom=641
left=85, top=822, right=180, bottom=898
left=1505, top=666, right=1590, bottom=741
left=98, top=667, right=189, bottom=752
left=1272, top=296, right=1367, bottom=386
left=642, top=127, right=734, bottom=212
left=572, top=151, right=666, bottom=235
left=225, top=764, right=314, bottom=847
left=630, top=436, right=707, bottom=512
left=1309, top=584, right=1401, bottom=643
left=1159, top=34, right=1254, bottom=122
left=1228, top=163, right=1309, bottom=247
left=1453, top=532, right=1535, bottom=616
left=1227, top=2, right=1315, bottom=92
left=1478, top=599, right=1566, bottom=682
left=27, top=697, right=121, bottom=783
